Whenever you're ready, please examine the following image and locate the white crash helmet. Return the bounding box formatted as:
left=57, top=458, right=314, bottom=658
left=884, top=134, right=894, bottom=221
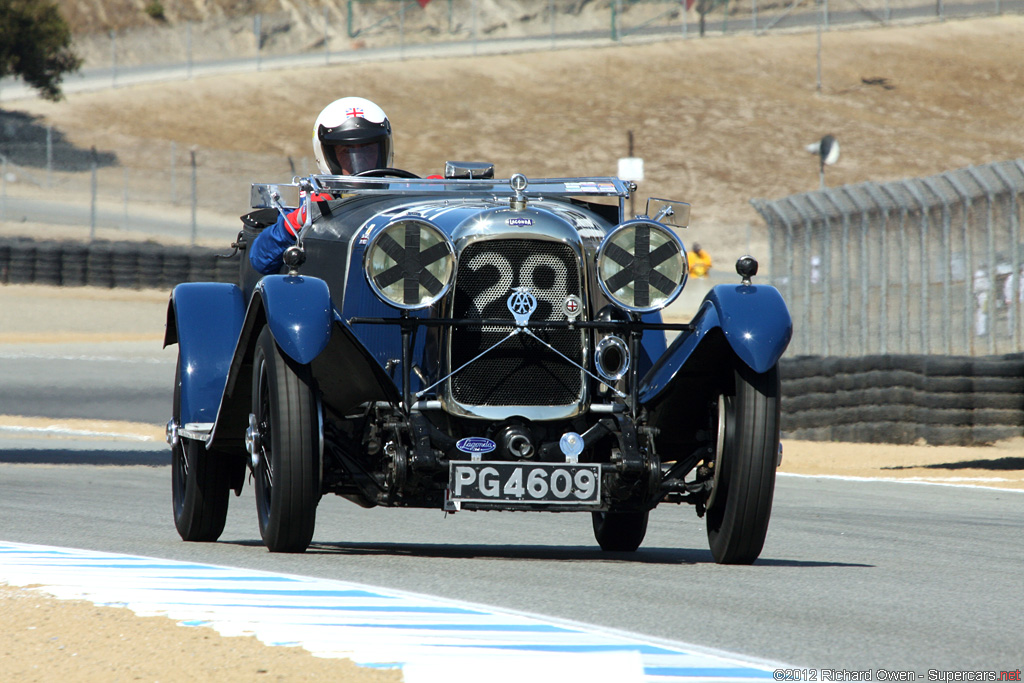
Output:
left=312, top=97, right=393, bottom=176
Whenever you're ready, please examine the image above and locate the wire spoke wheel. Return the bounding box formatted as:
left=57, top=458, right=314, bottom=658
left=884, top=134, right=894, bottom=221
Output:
left=251, top=327, right=320, bottom=553
left=705, top=364, right=781, bottom=564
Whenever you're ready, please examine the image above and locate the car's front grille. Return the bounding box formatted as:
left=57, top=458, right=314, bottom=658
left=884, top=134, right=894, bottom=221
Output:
left=450, top=239, right=583, bottom=406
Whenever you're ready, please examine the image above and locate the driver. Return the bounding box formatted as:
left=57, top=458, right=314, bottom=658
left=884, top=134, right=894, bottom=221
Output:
left=249, top=97, right=393, bottom=275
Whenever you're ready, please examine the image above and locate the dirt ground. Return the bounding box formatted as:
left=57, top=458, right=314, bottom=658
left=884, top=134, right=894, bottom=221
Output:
left=9, top=15, right=1024, bottom=266
left=3, top=15, right=1024, bottom=681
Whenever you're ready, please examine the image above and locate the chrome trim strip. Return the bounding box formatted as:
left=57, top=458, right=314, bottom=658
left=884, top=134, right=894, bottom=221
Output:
left=589, top=403, right=627, bottom=414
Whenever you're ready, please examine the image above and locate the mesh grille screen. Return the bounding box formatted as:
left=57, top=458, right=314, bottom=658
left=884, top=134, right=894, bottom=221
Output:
left=451, top=239, right=583, bottom=406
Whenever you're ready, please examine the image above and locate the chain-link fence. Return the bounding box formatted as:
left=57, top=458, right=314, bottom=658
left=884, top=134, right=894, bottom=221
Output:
left=10, top=0, right=1018, bottom=78
left=751, top=159, right=1024, bottom=358
left=0, top=129, right=304, bottom=245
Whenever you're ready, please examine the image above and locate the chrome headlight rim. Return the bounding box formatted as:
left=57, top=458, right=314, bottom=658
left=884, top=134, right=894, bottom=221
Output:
left=364, top=218, right=456, bottom=311
left=595, top=219, right=688, bottom=314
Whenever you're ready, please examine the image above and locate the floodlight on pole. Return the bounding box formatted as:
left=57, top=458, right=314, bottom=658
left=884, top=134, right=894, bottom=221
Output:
left=805, top=134, right=839, bottom=190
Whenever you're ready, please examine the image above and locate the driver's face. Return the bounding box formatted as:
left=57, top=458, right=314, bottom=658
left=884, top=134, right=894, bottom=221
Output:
left=333, top=142, right=381, bottom=175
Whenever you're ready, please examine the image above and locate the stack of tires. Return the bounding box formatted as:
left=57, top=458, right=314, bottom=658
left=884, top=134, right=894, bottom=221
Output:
left=0, top=236, right=241, bottom=291
left=781, top=354, right=1024, bottom=445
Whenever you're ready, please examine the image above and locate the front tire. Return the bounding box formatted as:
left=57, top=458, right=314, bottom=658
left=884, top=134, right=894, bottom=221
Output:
left=705, top=364, right=781, bottom=564
left=252, top=327, right=320, bottom=553
left=171, top=360, right=229, bottom=542
left=592, top=510, right=649, bottom=552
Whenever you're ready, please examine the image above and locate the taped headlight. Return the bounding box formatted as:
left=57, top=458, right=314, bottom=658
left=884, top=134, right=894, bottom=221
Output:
left=365, top=219, right=455, bottom=310
left=596, top=220, right=687, bottom=313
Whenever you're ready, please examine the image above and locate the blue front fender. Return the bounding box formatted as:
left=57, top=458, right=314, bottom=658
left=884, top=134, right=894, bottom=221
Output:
left=165, top=283, right=245, bottom=426
left=258, top=275, right=332, bottom=365
left=639, top=283, right=792, bottom=405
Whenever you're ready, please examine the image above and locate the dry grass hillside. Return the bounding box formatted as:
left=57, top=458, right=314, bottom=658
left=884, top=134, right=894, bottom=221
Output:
left=8, top=14, right=1024, bottom=262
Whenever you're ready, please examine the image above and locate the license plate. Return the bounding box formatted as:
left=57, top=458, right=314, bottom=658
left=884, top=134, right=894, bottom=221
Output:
left=447, top=461, right=601, bottom=507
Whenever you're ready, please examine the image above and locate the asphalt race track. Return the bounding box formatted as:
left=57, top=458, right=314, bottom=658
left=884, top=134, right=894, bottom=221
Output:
left=1, top=345, right=1023, bottom=672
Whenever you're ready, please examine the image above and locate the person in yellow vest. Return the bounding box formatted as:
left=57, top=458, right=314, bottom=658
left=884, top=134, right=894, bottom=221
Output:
left=688, top=243, right=712, bottom=278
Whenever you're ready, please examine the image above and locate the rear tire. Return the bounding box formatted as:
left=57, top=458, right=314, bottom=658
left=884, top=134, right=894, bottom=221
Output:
left=705, top=364, right=780, bottom=564
left=171, top=359, right=229, bottom=542
left=592, top=510, right=649, bottom=552
left=252, top=327, right=320, bottom=553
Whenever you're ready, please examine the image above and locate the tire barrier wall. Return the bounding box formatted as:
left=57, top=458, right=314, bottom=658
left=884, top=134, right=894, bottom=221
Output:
left=781, top=354, right=1024, bottom=446
left=4, top=238, right=1022, bottom=447
left=0, top=237, right=239, bottom=291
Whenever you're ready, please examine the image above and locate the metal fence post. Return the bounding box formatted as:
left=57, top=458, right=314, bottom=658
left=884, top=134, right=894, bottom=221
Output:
left=945, top=174, right=976, bottom=354
left=815, top=0, right=823, bottom=92
left=841, top=186, right=871, bottom=356
left=123, top=167, right=129, bottom=231
left=879, top=184, right=910, bottom=354
left=901, top=180, right=930, bottom=354
left=827, top=189, right=853, bottom=354
left=991, top=162, right=1022, bottom=349
left=46, top=126, right=53, bottom=186
left=766, top=202, right=795, bottom=305
left=1, top=156, right=7, bottom=222
left=805, top=193, right=834, bottom=356
left=171, top=142, right=177, bottom=205
left=863, top=183, right=891, bottom=356
left=550, top=0, right=556, bottom=49
left=787, top=197, right=816, bottom=355
left=90, top=147, right=98, bottom=241
left=255, top=14, right=263, bottom=71
left=190, top=149, right=198, bottom=245
left=324, top=7, right=331, bottom=65
left=923, top=177, right=953, bottom=355
left=110, top=31, right=118, bottom=88
left=966, top=166, right=997, bottom=355
left=472, top=0, right=478, bottom=55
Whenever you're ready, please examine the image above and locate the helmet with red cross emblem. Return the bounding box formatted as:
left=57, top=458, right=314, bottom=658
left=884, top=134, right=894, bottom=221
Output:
left=312, top=97, right=393, bottom=176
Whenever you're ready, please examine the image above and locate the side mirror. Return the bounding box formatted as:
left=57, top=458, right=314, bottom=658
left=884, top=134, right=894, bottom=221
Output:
left=644, top=198, right=690, bottom=228
left=250, top=183, right=299, bottom=210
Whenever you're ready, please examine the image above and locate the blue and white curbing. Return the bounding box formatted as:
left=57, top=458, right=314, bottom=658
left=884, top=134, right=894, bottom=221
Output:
left=0, top=541, right=783, bottom=682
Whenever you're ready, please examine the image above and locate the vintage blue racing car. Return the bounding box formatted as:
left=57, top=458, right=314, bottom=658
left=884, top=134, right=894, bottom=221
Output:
left=164, top=163, right=792, bottom=563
